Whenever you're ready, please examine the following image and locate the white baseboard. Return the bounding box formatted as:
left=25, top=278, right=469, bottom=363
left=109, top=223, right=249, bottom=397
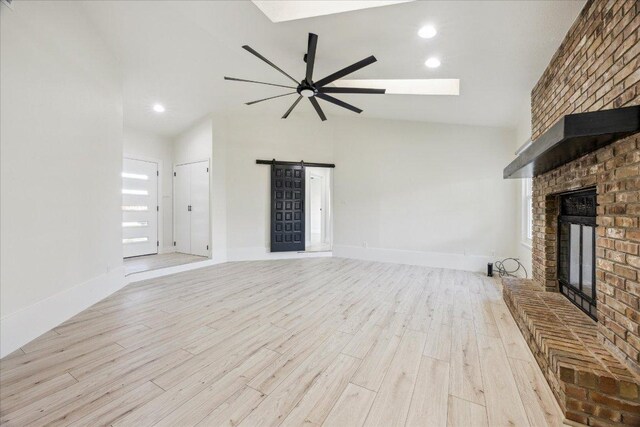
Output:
left=227, top=246, right=333, bottom=262
left=0, top=267, right=126, bottom=358
left=333, top=245, right=499, bottom=273
left=126, top=258, right=226, bottom=283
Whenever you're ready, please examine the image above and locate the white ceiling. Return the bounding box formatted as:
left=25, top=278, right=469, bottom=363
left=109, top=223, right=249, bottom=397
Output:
left=81, top=0, right=585, bottom=138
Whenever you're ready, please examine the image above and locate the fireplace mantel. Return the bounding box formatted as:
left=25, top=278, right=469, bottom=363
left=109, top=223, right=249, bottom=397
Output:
left=503, top=106, right=640, bottom=179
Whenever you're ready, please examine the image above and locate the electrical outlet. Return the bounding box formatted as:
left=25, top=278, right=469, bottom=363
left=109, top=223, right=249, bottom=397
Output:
left=362, top=241, right=368, bottom=248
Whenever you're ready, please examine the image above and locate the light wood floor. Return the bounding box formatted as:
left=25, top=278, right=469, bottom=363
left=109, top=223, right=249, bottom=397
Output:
left=124, top=252, right=208, bottom=276
left=0, top=258, right=564, bottom=427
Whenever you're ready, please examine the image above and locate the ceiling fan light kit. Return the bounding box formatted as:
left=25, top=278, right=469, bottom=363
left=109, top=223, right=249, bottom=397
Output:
left=225, top=33, right=386, bottom=121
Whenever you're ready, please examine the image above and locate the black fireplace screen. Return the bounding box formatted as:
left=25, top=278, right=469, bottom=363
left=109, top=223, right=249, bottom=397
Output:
left=557, top=188, right=597, bottom=320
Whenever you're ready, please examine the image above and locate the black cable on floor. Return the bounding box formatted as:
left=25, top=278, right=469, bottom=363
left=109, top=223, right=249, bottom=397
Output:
left=494, top=257, right=528, bottom=279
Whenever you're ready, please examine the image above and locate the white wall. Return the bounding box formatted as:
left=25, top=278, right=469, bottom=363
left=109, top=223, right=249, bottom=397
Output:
left=172, top=117, right=227, bottom=261
left=513, top=99, right=533, bottom=278
left=124, top=127, right=174, bottom=253
left=211, top=117, right=228, bottom=262
left=173, top=117, right=213, bottom=166
left=221, top=112, right=335, bottom=260
left=0, top=1, right=123, bottom=356
left=212, top=112, right=519, bottom=270
left=332, top=117, right=519, bottom=271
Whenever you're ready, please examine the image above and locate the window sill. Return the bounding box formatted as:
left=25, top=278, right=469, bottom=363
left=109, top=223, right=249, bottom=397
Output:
left=520, top=240, right=532, bottom=250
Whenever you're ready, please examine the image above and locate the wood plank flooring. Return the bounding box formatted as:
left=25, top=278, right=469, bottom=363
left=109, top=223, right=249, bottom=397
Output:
left=0, top=258, right=565, bottom=426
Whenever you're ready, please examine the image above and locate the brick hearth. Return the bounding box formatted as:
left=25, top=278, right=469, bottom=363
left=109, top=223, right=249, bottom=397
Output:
left=504, top=278, right=639, bottom=425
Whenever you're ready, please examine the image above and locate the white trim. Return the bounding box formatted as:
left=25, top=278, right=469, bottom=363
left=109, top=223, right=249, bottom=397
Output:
left=333, top=245, right=501, bottom=273
left=0, top=267, right=125, bottom=358
left=227, top=247, right=333, bottom=262
left=174, top=159, right=210, bottom=167
left=125, top=258, right=225, bottom=283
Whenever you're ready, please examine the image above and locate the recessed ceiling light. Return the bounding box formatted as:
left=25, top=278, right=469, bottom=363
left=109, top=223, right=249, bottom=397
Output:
left=152, top=103, right=165, bottom=113
left=424, top=57, right=441, bottom=68
left=418, top=25, right=437, bottom=39
left=332, top=79, right=459, bottom=96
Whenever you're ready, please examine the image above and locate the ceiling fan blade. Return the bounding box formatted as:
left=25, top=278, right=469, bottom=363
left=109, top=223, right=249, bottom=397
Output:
left=318, top=87, right=386, bottom=94
left=242, top=45, right=299, bottom=85
left=245, top=92, right=296, bottom=105
left=314, top=55, right=377, bottom=87
left=305, top=33, right=318, bottom=83
left=309, top=97, right=327, bottom=121
left=316, top=93, right=362, bottom=114
left=282, top=96, right=302, bottom=119
left=224, top=77, right=296, bottom=90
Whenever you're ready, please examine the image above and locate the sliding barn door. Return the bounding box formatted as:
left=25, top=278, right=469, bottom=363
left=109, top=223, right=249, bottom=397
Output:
left=271, top=164, right=305, bottom=252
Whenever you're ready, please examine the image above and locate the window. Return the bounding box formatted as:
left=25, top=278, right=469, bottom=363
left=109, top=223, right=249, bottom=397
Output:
left=122, top=189, right=148, bottom=196
left=522, top=179, right=533, bottom=245
left=122, top=221, right=149, bottom=228
left=121, top=172, right=149, bottom=180
left=122, top=205, right=149, bottom=211
left=122, top=237, right=149, bottom=244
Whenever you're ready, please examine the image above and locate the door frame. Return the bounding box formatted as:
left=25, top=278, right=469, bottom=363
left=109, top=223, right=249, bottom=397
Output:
left=122, top=155, right=160, bottom=258
left=172, top=158, right=211, bottom=256
left=307, top=171, right=327, bottom=245
left=305, top=167, right=333, bottom=251
left=256, top=159, right=335, bottom=254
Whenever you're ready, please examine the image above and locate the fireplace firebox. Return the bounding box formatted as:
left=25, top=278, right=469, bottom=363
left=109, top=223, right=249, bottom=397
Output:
left=557, top=188, right=597, bottom=320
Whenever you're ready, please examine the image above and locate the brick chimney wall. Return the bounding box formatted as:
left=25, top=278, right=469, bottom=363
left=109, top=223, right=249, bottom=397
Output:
left=530, top=0, right=639, bottom=374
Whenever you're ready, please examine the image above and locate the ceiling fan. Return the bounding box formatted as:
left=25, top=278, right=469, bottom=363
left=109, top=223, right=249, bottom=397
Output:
left=224, top=33, right=385, bottom=121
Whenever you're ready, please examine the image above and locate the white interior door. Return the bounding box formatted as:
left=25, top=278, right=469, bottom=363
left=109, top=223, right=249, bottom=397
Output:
left=189, top=161, right=210, bottom=257
left=122, top=158, right=158, bottom=258
left=174, top=161, right=209, bottom=256
left=174, top=163, right=191, bottom=254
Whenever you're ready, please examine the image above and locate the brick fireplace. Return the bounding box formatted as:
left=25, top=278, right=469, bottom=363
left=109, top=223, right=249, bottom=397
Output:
left=530, top=0, right=639, bottom=377
left=503, top=0, right=639, bottom=425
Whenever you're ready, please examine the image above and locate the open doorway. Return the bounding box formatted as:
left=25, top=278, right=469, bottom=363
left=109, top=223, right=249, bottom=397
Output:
left=305, top=167, right=332, bottom=252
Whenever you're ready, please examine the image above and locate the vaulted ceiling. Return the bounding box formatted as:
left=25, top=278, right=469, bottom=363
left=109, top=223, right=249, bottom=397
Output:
left=81, top=1, right=585, bottom=137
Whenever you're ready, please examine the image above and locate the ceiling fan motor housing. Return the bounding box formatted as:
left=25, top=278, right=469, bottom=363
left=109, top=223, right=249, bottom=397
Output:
left=298, top=81, right=316, bottom=98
